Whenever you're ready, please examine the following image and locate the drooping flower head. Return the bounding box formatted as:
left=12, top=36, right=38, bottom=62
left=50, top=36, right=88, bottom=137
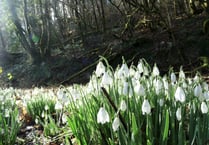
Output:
left=112, top=117, right=120, bottom=132
left=152, top=63, right=160, bottom=77
left=95, top=61, right=106, bottom=77
left=179, top=67, right=185, bottom=80
left=194, top=84, right=202, bottom=98
left=201, top=102, right=208, bottom=114
left=134, top=82, right=145, bottom=96
left=137, top=60, right=144, bottom=74
left=120, top=100, right=127, bottom=111
left=176, top=107, right=182, bottom=121
left=175, top=86, right=186, bottom=103
left=154, top=79, right=163, bottom=95
left=171, top=72, right=176, bottom=84
left=97, top=107, right=110, bottom=124
left=142, top=99, right=151, bottom=115
left=117, top=63, right=129, bottom=78
left=101, top=71, right=113, bottom=87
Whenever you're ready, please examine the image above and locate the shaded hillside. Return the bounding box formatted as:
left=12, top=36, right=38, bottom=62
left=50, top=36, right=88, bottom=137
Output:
left=0, top=14, right=209, bottom=88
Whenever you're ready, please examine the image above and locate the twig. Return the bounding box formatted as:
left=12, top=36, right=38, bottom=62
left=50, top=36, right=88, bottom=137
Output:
left=101, top=87, right=128, bottom=132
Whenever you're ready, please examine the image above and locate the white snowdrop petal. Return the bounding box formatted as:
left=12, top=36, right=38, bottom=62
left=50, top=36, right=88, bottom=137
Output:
left=41, top=111, right=45, bottom=118
left=44, top=105, right=49, bottom=111
left=142, top=99, right=151, bottom=115
left=201, top=102, right=208, bottom=114
left=97, top=107, right=110, bottom=124
left=171, top=72, right=176, bottom=84
left=120, top=100, right=127, bottom=111
left=203, top=82, right=209, bottom=91
left=175, top=86, right=186, bottom=103
left=62, top=114, right=68, bottom=124
left=123, top=81, right=129, bottom=96
left=101, top=72, right=113, bottom=86
left=194, top=84, right=202, bottom=97
left=134, top=82, right=145, bottom=96
left=158, top=99, right=164, bottom=107
left=112, top=117, right=120, bottom=132
left=154, top=79, right=163, bottom=95
left=179, top=68, right=185, bottom=79
left=4, top=109, right=10, bottom=118
left=55, top=101, right=63, bottom=110
left=152, top=64, right=159, bottom=76
left=176, top=108, right=182, bottom=121
left=137, top=61, right=144, bottom=73
left=95, top=61, right=106, bottom=77
left=204, top=92, right=209, bottom=101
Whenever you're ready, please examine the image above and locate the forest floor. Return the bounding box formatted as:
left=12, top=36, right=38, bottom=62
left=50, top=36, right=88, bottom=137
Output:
left=0, top=14, right=209, bottom=88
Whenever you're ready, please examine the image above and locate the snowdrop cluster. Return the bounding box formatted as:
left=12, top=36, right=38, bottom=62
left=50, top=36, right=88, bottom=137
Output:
left=0, top=58, right=209, bottom=144
left=93, top=58, right=209, bottom=132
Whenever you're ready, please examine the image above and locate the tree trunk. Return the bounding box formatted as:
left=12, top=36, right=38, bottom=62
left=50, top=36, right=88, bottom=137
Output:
left=100, top=0, right=106, bottom=32
left=91, top=0, right=99, bottom=31
left=7, top=0, right=41, bottom=64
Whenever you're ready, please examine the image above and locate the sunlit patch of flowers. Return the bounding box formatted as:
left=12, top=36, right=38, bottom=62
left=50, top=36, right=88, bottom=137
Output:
left=66, top=58, right=209, bottom=145
left=0, top=87, right=21, bottom=145
left=1, top=57, right=209, bottom=145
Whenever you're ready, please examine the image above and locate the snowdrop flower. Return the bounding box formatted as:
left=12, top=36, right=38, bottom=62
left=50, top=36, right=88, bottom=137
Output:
left=137, top=60, right=144, bottom=74
left=129, top=66, right=136, bottom=77
left=179, top=68, right=185, bottom=80
left=70, top=88, right=81, bottom=101
left=182, top=81, right=187, bottom=89
left=154, top=79, right=163, bottom=95
left=62, top=114, right=68, bottom=124
left=41, top=111, right=45, bottom=118
left=0, top=95, right=4, bottom=101
left=57, top=89, right=70, bottom=105
left=112, top=117, right=120, bottom=132
left=101, top=71, right=113, bottom=86
left=201, top=102, right=208, bottom=114
left=171, top=72, right=176, bottom=84
left=97, top=107, right=110, bottom=124
left=152, top=64, right=159, bottom=77
left=175, top=86, right=186, bottom=103
left=134, top=82, right=145, bottom=96
left=158, top=99, right=164, bottom=107
left=187, top=78, right=192, bottom=85
left=118, top=63, right=129, bottom=78
left=134, top=70, right=141, bottom=80
left=120, top=100, right=127, bottom=111
left=176, top=107, right=182, bottom=121
left=203, top=82, right=209, bottom=91
left=163, top=76, right=168, bottom=90
left=55, top=101, right=63, bottom=110
left=163, top=76, right=169, bottom=95
left=95, top=61, right=106, bottom=77
left=142, top=99, right=151, bottom=115
left=204, top=91, right=209, bottom=101
left=4, top=109, right=10, bottom=118
left=44, top=105, right=49, bottom=111
left=122, top=81, right=129, bottom=96
left=143, top=66, right=149, bottom=76
left=194, top=74, right=200, bottom=82
left=35, top=118, right=39, bottom=124
left=57, top=90, right=66, bottom=100
left=194, top=84, right=202, bottom=97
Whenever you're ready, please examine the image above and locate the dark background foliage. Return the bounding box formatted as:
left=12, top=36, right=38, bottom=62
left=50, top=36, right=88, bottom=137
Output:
left=0, top=0, right=209, bottom=88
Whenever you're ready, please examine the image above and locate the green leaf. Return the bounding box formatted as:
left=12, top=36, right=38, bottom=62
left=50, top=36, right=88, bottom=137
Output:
left=163, top=109, right=169, bottom=142
left=131, top=113, right=138, bottom=135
